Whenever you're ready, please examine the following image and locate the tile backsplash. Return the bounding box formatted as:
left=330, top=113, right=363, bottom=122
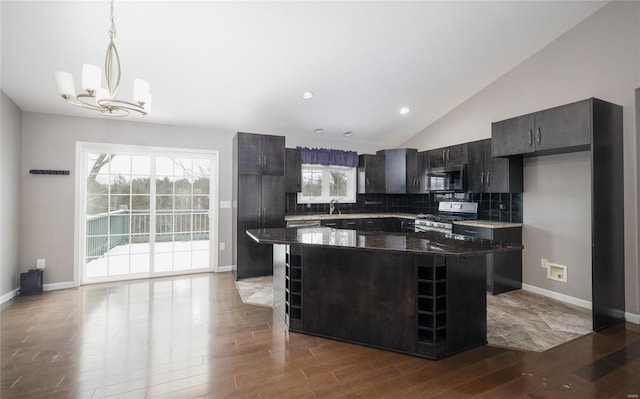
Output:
left=285, top=192, right=523, bottom=223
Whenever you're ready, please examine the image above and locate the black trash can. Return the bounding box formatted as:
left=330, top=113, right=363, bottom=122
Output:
left=20, top=269, right=43, bottom=295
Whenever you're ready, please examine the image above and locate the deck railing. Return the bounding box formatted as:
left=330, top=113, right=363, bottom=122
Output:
left=86, top=209, right=209, bottom=258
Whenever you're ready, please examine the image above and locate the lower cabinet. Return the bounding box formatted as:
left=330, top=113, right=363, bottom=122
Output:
left=280, top=245, right=487, bottom=360
left=452, top=224, right=522, bottom=295
left=319, top=217, right=413, bottom=232
left=284, top=245, right=303, bottom=331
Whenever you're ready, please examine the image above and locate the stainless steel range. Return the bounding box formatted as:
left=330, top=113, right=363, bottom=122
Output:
left=415, top=201, right=478, bottom=233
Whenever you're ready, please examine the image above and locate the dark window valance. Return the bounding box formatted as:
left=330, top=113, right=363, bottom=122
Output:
left=299, top=147, right=358, bottom=167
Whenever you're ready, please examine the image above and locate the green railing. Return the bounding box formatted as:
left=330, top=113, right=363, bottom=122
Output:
left=86, top=209, right=209, bottom=258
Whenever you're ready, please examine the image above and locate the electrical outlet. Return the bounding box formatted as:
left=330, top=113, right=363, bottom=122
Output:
left=541, top=258, right=549, bottom=269
left=219, top=242, right=225, bottom=251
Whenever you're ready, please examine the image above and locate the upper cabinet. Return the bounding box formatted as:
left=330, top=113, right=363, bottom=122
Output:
left=236, top=132, right=285, bottom=175
left=376, top=148, right=419, bottom=194
left=284, top=148, right=301, bottom=193
left=466, top=139, right=523, bottom=193
left=417, top=151, right=429, bottom=193
left=427, top=143, right=467, bottom=168
left=492, top=99, right=592, bottom=157
left=358, top=154, right=385, bottom=193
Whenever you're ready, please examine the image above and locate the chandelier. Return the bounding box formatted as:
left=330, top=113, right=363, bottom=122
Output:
left=55, top=0, right=151, bottom=117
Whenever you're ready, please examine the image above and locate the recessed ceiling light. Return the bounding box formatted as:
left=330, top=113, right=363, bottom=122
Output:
left=302, top=91, right=314, bottom=100
left=343, top=131, right=353, bottom=137
left=314, top=128, right=324, bottom=134
left=399, top=107, right=410, bottom=115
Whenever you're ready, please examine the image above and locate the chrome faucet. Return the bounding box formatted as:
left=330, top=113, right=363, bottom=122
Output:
left=329, top=199, right=339, bottom=215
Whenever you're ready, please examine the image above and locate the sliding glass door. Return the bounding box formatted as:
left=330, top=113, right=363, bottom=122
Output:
left=80, top=144, right=217, bottom=284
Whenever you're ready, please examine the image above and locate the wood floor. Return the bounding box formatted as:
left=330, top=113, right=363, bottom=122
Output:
left=2, top=272, right=639, bottom=399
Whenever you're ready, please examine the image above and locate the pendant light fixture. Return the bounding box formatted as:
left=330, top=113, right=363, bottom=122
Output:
left=55, top=0, right=151, bottom=117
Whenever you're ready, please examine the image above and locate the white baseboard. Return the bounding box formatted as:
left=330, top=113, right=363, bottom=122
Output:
left=217, top=266, right=233, bottom=273
left=625, top=312, right=640, bottom=325
left=0, top=289, right=19, bottom=304
left=521, top=283, right=592, bottom=310
left=43, top=281, right=75, bottom=291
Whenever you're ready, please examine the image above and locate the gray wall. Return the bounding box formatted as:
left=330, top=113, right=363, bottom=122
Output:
left=20, top=113, right=235, bottom=285
left=1, top=91, right=22, bottom=296
left=402, top=1, right=639, bottom=312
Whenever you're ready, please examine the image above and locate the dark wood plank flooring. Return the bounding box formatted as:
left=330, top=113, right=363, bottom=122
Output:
left=1, top=272, right=639, bottom=398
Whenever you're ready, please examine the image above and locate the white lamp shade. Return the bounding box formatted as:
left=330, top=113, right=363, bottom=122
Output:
left=133, top=79, right=150, bottom=104
left=82, top=64, right=102, bottom=92
left=55, top=72, right=76, bottom=96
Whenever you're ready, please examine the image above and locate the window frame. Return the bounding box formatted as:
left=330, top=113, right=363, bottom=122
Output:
left=296, top=164, right=357, bottom=204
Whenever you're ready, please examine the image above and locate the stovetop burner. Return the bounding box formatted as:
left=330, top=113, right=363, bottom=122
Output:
left=416, top=214, right=472, bottom=223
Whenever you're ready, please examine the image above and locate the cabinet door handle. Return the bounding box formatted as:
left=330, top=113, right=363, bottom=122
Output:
left=263, top=208, right=266, bottom=225
left=487, top=172, right=490, bottom=186
left=366, top=177, right=370, bottom=187
left=536, top=127, right=541, bottom=145
left=257, top=208, right=261, bottom=224
left=481, top=172, right=485, bottom=185
left=528, top=129, right=533, bottom=146
left=464, top=229, right=479, bottom=236
left=447, top=148, right=450, bottom=163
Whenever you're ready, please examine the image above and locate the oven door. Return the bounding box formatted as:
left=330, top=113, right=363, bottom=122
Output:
left=415, top=222, right=452, bottom=234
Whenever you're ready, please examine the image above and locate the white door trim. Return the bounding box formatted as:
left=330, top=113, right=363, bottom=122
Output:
left=74, top=141, right=219, bottom=286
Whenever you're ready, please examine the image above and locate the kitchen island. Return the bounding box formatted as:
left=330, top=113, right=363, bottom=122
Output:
left=247, top=227, right=522, bottom=360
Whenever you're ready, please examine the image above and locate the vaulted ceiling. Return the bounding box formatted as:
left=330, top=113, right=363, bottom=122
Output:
left=1, top=1, right=607, bottom=146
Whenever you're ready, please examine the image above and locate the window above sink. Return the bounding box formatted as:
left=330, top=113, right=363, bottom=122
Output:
left=297, top=164, right=357, bottom=204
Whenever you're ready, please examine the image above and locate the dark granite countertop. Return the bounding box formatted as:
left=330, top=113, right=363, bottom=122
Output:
left=247, top=227, right=522, bottom=257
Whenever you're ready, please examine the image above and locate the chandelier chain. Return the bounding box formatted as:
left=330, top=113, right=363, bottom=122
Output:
left=109, top=0, right=116, bottom=39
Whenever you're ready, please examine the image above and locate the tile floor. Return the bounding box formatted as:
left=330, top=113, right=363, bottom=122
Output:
left=235, top=277, right=593, bottom=353
left=487, top=289, right=592, bottom=352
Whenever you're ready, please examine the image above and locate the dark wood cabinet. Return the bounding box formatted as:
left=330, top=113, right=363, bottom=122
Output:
left=428, top=143, right=467, bottom=168
left=453, top=224, right=522, bottom=295
left=376, top=148, right=419, bottom=194
left=357, top=154, right=385, bottom=193
left=293, top=246, right=486, bottom=360
left=466, top=140, right=486, bottom=193
left=491, top=97, right=625, bottom=331
left=383, top=217, right=414, bottom=232
left=284, top=148, right=301, bottom=193
left=236, top=132, right=285, bottom=175
left=417, top=151, right=429, bottom=193
left=285, top=245, right=303, bottom=330
left=236, top=174, right=284, bottom=278
left=492, top=99, right=592, bottom=157
left=234, top=132, right=286, bottom=279
left=466, top=139, right=523, bottom=193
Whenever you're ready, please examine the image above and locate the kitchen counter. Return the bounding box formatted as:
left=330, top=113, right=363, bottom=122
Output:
left=249, top=226, right=505, bottom=360
left=285, top=213, right=416, bottom=221
left=247, top=226, right=522, bottom=257
left=454, top=220, right=524, bottom=229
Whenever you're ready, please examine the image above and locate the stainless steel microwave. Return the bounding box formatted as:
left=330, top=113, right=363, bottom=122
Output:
left=425, top=164, right=467, bottom=192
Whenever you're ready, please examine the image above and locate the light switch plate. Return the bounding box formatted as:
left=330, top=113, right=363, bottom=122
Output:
left=36, top=258, right=46, bottom=269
